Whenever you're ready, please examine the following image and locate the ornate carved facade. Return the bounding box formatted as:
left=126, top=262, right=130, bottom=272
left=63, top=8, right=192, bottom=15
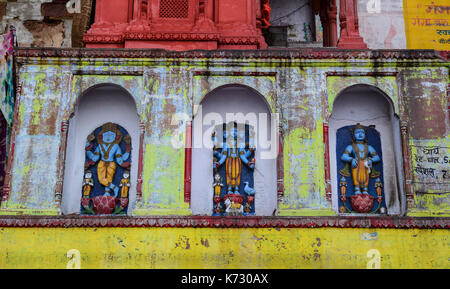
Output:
left=84, top=0, right=270, bottom=49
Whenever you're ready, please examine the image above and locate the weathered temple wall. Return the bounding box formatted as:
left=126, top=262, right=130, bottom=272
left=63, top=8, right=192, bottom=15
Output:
left=3, top=49, right=448, bottom=217
left=400, top=66, right=450, bottom=216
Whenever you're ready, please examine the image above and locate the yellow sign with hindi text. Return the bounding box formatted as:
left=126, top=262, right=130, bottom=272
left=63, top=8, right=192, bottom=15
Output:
left=404, top=0, right=450, bottom=50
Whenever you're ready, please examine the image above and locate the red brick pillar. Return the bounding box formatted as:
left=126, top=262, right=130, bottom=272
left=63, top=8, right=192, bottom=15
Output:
left=318, top=6, right=330, bottom=46
left=314, top=0, right=338, bottom=47
left=337, top=0, right=367, bottom=49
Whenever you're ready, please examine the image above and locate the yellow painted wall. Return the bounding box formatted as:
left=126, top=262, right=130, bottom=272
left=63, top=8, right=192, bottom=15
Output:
left=0, top=227, right=448, bottom=269
left=404, top=0, right=450, bottom=50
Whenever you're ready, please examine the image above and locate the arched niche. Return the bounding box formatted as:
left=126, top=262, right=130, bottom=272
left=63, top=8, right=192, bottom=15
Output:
left=61, top=84, right=140, bottom=215
left=191, top=84, right=278, bottom=216
left=328, top=84, right=405, bottom=215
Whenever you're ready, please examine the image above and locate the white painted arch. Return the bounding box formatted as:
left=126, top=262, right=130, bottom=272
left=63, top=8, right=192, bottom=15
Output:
left=329, top=84, right=405, bottom=215
left=191, top=84, right=278, bottom=216
left=61, top=84, right=141, bottom=215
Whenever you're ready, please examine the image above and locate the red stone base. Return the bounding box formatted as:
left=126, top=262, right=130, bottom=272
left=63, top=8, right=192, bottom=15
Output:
left=350, top=194, right=374, bottom=213
left=92, top=196, right=119, bottom=215
left=337, top=36, right=368, bottom=49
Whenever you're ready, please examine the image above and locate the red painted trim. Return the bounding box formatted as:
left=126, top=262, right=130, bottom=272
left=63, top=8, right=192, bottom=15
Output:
left=124, top=32, right=221, bottom=41
left=323, top=122, right=332, bottom=202
left=54, top=120, right=70, bottom=209
left=0, top=216, right=447, bottom=229
left=439, top=50, right=449, bottom=60
left=136, top=122, right=145, bottom=202
left=277, top=127, right=284, bottom=203
left=184, top=121, right=192, bottom=204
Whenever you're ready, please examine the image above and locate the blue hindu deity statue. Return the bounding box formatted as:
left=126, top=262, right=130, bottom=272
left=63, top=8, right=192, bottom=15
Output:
left=337, top=123, right=386, bottom=214
left=212, top=122, right=256, bottom=216
left=81, top=122, right=132, bottom=215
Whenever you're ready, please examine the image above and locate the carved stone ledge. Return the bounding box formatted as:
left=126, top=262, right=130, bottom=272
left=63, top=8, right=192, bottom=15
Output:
left=0, top=215, right=448, bottom=229
left=14, top=47, right=447, bottom=61
left=218, top=36, right=261, bottom=45
left=83, top=34, right=124, bottom=44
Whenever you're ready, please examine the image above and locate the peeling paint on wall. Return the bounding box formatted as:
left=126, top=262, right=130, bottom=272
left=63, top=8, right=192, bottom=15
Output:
left=3, top=50, right=449, bottom=217
left=0, top=227, right=447, bottom=269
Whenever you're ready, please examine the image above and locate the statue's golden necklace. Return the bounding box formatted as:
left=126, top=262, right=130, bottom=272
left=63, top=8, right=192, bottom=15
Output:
left=352, top=142, right=368, bottom=160
left=99, top=142, right=114, bottom=160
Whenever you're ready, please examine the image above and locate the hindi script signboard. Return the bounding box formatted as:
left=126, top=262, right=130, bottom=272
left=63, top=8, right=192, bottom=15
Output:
left=404, top=0, right=450, bottom=50
left=411, top=145, right=450, bottom=193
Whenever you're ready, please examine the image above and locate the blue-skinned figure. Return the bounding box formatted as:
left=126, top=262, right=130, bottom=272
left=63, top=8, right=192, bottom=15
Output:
left=340, top=123, right=380, bottom=194
left=213, top=124, right=255, bottom=195
left=85, top=122, right=131, bottom=197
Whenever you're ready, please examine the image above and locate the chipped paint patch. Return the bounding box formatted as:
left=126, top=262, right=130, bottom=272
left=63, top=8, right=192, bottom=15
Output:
left=138, top=142, right=188, bottom=213
left=281, top=121, right=327, bottom=211
left=361, top=232, right=378, bottom=241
